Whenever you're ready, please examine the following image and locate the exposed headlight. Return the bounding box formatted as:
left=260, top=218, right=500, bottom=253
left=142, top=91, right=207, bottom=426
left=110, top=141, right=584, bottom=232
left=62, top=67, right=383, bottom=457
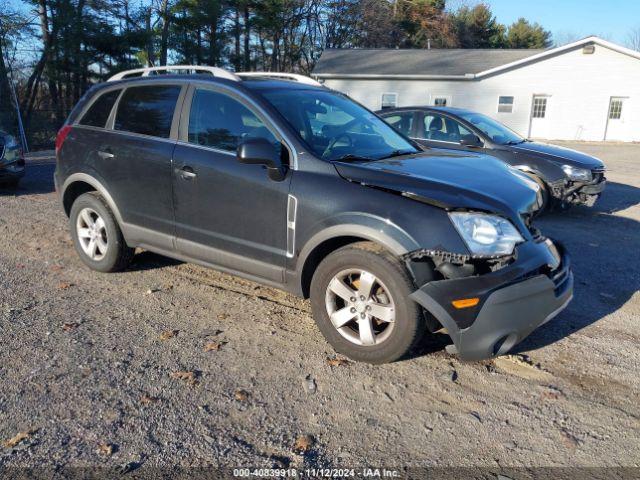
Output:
left=449, top=212, right=524, bottom=256
left=562, top=164, right=592, bottom=182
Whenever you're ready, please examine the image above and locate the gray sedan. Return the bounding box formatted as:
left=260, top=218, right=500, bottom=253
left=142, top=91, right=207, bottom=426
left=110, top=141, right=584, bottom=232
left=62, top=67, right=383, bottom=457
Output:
left=377, top=106, right=606, bottom=211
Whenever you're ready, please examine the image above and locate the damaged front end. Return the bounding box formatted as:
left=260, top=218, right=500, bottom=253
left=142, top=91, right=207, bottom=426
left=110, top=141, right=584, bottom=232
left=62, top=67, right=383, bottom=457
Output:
left=405, top=238, right=573, bottom=361
left=549, top=167, right=607, bottom=208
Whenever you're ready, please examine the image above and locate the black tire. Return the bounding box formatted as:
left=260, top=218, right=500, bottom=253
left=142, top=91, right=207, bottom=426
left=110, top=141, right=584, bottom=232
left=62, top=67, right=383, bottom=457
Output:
left=310, top=241, right=425, bottom=364
left=69, top=192, right=134, bottom=272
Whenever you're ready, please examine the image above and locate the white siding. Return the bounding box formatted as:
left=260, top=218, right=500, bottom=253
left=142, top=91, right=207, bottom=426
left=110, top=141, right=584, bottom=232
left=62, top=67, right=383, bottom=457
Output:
left=323, top=44, right=640, bottom=142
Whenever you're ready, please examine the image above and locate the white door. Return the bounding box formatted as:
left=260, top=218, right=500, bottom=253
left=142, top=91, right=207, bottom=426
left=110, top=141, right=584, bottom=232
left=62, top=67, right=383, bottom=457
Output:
left=529, top=95, right=550, bottom=139
left=605, top=97, right=629, bottom=141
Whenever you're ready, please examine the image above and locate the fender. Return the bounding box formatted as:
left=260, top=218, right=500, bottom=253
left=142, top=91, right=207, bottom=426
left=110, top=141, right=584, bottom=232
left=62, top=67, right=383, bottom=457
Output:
left=297, top=212, right=421, bottom=266
left=60, top=172, right=124, bottom=226
left=287, top=212, right=423, bottom=298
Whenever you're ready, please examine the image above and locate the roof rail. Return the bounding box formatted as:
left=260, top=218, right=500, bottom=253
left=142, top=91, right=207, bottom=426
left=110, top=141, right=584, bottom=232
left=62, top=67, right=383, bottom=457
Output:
left=108, top=65, right=240, bottom=82
left=236, top=71, right=323, bottom=86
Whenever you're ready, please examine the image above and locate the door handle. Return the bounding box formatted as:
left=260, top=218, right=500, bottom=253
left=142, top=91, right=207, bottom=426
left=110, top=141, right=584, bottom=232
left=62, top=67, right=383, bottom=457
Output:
left=97, top=150, right=114, bottom=159
left=178, top=166, right=197, bottom=180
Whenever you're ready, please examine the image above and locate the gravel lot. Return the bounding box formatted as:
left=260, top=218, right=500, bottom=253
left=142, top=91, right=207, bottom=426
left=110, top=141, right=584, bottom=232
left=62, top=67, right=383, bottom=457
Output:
left=0, top=143, right=639, bottom=475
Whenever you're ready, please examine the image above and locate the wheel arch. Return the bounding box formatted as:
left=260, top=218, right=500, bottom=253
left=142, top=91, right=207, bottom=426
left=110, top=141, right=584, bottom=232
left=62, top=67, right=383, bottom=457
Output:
left=61, top=173, right=124, bottom=225
left=296, top=223, right=418, bottom=299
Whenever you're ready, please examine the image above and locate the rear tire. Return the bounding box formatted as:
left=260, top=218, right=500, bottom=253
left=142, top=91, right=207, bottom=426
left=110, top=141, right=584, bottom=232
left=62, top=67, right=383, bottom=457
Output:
left=310, top=242, right=425, bottom=364
left=69, top=192, right=134, bottom=272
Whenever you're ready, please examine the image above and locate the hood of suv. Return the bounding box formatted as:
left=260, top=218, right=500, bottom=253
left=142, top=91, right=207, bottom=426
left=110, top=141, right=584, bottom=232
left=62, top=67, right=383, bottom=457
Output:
left=333, top=150, right=541, bottom=222
left=509, top=141, right=604, bottom=169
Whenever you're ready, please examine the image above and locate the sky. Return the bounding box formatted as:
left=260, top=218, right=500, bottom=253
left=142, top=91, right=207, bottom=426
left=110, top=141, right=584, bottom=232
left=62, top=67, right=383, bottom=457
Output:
left=484, top=0, right=640, bottom=45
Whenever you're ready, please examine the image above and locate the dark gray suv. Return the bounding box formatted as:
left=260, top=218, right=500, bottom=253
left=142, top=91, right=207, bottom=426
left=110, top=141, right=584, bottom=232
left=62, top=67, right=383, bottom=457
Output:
left=55, top=68, right=573, bottom=363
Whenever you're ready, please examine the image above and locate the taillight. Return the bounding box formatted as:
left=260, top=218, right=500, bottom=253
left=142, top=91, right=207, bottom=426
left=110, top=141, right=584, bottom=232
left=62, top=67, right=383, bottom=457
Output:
left=55, top=125, right=72, bottom=154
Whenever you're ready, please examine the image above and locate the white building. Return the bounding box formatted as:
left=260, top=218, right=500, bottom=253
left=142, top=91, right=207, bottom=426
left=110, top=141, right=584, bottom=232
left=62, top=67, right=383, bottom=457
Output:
left=312, top=37, right=640, bottom=142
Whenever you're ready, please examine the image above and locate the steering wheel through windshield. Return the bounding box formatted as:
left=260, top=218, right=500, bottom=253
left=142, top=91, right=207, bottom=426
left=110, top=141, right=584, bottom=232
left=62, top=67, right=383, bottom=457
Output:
left=322, top=133, right=354, bottom=159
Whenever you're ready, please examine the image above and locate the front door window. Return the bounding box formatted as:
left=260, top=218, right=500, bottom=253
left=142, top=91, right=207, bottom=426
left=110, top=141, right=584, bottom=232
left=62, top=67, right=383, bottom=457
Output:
left=382, top=111, right=414, bottom=137
left=188, top=89, right=278, bottom=151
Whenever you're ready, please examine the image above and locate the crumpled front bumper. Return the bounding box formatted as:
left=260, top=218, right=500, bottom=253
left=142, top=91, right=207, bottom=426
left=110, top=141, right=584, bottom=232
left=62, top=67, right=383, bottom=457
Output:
left=410, top=239, right=573, bottom=361
left=551, top=173, right=606, bottom=207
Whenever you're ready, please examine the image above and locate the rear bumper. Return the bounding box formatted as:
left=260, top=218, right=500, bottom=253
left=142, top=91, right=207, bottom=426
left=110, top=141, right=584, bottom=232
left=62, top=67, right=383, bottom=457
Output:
left=410, top=239, right=573, bottom=361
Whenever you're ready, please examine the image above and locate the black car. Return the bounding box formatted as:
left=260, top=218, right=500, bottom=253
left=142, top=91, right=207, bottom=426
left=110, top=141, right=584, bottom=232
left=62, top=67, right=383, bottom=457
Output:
left=55, top=67, right=572, bottom=363
left=0, top=131, right=25, bottom=187
left=377, top=106, right=606, bottom=211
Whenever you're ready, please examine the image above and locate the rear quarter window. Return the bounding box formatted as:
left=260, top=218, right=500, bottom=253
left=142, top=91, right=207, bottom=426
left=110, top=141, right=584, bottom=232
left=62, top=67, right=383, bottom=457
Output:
left=114, top=85, right=181, bottom=138
left=79, top=89, right=121, bottom=128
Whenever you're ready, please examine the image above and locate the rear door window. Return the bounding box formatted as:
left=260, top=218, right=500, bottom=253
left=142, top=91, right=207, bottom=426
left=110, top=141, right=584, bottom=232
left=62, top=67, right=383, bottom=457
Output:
left=421, top=113, right=472, bottom=142
left=79, top=89, right=121, bottom=128
left=114, top=85, right=181, bottom=138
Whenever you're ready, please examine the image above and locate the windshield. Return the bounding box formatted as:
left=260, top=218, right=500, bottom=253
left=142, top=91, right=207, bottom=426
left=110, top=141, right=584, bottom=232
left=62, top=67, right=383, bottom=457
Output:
left=259, top=89, right=418, bottom=161
left=457, top=112, right=525, bottom=145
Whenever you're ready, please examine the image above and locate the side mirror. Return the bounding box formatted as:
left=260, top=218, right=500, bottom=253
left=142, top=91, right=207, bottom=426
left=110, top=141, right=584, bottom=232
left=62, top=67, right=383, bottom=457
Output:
left=459, top=134, right=483, bottom=148
left=237, top=137, right=286, bottom=181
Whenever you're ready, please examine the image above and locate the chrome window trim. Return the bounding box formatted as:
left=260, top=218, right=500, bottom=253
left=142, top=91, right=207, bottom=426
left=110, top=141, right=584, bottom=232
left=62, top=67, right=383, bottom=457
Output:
left=175, top=140, right=236, bottom=157
left=80, top=126, right=179, bottom=145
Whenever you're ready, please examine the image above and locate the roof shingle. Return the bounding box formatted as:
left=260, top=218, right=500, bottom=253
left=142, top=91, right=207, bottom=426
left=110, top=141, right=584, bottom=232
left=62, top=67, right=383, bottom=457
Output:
left=312, top=48, right=546, bottom=77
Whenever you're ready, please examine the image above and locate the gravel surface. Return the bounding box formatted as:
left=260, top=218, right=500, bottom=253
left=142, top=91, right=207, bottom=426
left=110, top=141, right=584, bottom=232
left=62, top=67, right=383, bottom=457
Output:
left=0, top=144, right=639, bottom=474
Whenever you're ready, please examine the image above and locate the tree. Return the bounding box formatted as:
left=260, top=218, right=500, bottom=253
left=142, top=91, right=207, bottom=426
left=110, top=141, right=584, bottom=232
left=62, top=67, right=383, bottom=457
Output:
left=451, top=3, right=505, bottom=48
left=626, top=27, right=640, bottom=52
left=0, top=8, right=33, bottom=134
left=392, top=0, right=456, bottom=48
left=506, top=18, right=552, bottom=48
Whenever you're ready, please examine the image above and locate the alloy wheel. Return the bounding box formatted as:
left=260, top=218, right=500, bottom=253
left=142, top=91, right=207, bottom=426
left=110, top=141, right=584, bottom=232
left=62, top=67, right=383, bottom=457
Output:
left=76, top=207, right=108, bottom=261
left=325, top=269, right=396, bottom=346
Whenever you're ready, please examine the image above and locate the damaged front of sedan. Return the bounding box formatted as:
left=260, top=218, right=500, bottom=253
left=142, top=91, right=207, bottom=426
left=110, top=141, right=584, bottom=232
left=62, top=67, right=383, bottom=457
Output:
left=508, top=142, right=606, bottom=209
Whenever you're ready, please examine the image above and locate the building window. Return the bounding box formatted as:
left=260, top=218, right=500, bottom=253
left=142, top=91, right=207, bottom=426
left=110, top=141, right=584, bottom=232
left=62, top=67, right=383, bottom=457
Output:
left=608, top=99, right=623, bottom=120
left=532, top=97, right=547, bottom=118
left=431, top=95, right=451, bottom=107
left=498, top=96, right=514, bottom=113
left=380, top=93, right=398, bottom=110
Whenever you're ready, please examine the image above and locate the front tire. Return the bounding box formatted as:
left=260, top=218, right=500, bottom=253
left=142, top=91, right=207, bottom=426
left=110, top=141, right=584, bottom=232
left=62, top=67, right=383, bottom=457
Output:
left=310, top=242, right=425, bottom=364
left=69, top=192, right=134, bottom=272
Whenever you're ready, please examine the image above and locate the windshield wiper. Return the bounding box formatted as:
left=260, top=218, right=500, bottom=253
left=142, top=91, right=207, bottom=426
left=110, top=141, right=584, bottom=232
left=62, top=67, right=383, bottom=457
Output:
left=378, top=149, right=416, bottom=160
left=505, top=139, right=526, bottom=145
left=331, top=154, right=374, bottom=163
